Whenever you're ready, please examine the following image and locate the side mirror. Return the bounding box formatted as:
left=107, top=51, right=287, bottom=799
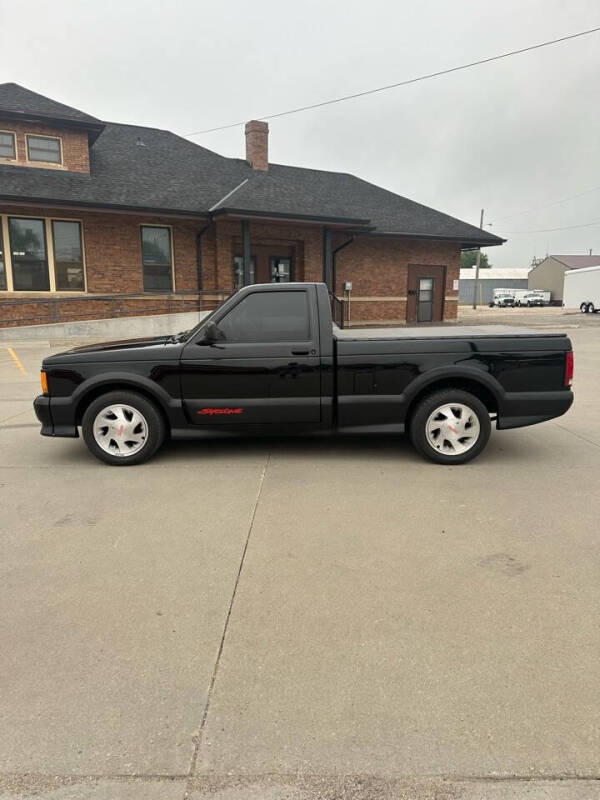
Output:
left=199, top=321, right=225, bottom=344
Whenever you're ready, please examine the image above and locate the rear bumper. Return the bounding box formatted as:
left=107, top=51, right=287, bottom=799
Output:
left=33, top=395, right=79, bottom=438
left=498, top=390, right=573, bottom=430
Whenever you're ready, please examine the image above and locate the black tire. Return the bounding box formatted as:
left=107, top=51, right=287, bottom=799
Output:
left=81, top=390, right=166, bottom=466
left=589, top=303, right=596, bottom=313
left=409, top=389, right=491, bottom=465
left=580, top=303, right=589, bottom=313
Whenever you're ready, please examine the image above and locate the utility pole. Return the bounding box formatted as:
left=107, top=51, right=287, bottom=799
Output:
left=472, top=208, right=485, bottom=310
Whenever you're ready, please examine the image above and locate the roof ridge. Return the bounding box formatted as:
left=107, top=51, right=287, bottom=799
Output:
left=101, top=120, right=171, bottom=134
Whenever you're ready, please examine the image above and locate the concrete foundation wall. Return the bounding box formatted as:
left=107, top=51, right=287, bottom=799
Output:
left=0, top=310, right=210, bottom=342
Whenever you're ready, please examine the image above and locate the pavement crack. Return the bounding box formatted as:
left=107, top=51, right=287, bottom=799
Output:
left=184, top=452, right=271, bottom=799
left=552, top=421, right=600, bottom=449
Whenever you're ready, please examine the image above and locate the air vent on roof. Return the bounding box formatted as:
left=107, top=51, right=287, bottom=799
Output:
left=136, top=137, right=147, bottom=147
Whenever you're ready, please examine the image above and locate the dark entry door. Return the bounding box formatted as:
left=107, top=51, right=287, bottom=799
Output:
left=406, top=265, right=446, bottom=323
left=180, top=287, right=321, bottom=425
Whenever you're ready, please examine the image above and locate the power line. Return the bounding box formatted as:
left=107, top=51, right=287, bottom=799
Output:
left=491, top=184, right=600, bottom=223
left=505, top=219, right=600, bottom=234
left=184, top=26, right=600, bottom=136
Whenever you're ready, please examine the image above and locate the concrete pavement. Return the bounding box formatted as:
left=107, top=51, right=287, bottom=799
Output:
left=0, top=326, right=599, bottom=799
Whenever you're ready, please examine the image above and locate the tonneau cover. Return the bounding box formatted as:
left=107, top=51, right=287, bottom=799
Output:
left=334, top=324, right=567, bottom=340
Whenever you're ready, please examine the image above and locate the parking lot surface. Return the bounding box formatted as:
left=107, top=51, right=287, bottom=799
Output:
left=1, top=317, right=599, bottom=799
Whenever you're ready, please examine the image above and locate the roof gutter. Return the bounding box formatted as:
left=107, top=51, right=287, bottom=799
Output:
left=0, top=109, right=105, bottom=143
left=212, top=207, right=373, bottom=228
left=0, top=195, right=211, bottom=220
left=360, top=230, right=506, bottom=247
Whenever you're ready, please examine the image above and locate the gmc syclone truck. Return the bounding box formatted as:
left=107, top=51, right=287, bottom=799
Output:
left=34, top=282, right=574, bottom=466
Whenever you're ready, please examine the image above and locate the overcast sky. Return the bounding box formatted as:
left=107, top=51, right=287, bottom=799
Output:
left=2, top=0, right=599, bottom=267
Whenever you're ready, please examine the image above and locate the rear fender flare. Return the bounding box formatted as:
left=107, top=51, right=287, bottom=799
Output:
left=401, top=367, right=505, bottom=417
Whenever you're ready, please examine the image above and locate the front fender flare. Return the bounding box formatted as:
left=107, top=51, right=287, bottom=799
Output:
left=60, top=372, right=187, bottom=428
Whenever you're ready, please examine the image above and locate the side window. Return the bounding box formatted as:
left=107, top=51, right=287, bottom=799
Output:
left=141, top=225, right=173, bottom=291
left=218, top=291, right=310, bottom=343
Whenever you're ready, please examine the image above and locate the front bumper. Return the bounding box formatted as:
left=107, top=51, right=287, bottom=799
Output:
left=33, top=395, right=79, bottom=438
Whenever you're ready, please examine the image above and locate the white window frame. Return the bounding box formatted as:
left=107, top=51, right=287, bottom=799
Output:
left=0, top=130, right=17, bottom=162
left=140, top=223, right=176, bottom=292
left=0, top=213, right=87, bottom=294
left=25, top=133, right=63, bottom=165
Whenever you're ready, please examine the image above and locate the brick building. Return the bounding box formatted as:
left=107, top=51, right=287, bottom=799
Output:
left=0, top=83, right=503, bottom=327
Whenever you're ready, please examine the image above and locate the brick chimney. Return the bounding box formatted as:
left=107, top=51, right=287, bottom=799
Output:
left=245, top=120, right=269, bottom=170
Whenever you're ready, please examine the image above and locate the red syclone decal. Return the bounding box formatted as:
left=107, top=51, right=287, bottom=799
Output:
left=197, top=407, right=244, bottom=415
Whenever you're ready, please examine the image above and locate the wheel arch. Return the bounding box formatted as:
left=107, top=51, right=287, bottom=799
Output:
left=74, top=377, right=172, bottom=432
left=404, top=372, right=502, bottom=428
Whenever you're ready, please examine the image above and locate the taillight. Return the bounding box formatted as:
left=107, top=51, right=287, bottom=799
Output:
left=565, top=351, right=574, bottom=387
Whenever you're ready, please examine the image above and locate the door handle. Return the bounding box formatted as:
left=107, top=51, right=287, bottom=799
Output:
left=291, top=349, right=309, bottom=355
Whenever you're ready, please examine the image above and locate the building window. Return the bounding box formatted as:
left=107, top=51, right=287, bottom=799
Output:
left=0, top=131, right=16, bottom=160
left=52, top=221, right=85, bottom=291
left=0, top=225, right=7, bottom=290
left=8, top=217, right=50, bottom=291
left=26, top=134, right=62, bottom=164
left=141, top=225, right=173, bottom=291
left=233, top=255, right=257, bottom=289
left=0, top=215, right=86, bottom=293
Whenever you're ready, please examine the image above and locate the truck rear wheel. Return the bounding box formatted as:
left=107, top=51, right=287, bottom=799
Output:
left=82, top=390, right=165, bottom=466
left=580, top=302, right=589, bottom=313
left=409, top=389, right=491, bottom=465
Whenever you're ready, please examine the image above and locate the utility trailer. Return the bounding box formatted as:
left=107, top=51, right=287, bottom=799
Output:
left=563, top=265, right=600, bottom=313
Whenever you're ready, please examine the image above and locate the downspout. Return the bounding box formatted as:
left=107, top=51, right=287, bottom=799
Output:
left=332, top=236, right=354, bottom=296
left=322, top=226, right=332, bottom=288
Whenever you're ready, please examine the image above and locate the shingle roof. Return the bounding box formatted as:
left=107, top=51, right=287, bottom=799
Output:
left=0, top=85, right=504, bottom=248
left=218, top=163, right=502, bottom=245
left=0, top=82, right=102, bottom=125
left=0, top=123, right=249, bottom=215
left=550, top=255, right=600, bottom=269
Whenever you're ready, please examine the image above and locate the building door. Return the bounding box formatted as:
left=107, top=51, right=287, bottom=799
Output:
left=233, top=244, right=294, bottom=286
left=406, top=265, right=446, bottom=323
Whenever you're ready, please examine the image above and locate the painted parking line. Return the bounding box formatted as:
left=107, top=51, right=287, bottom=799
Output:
left=7, top=347, right=27, bottom=375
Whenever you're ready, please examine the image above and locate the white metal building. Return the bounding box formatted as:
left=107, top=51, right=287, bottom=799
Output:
left=458, top=268, right=530, bottom=305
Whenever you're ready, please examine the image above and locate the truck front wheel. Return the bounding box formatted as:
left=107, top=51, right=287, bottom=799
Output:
left=409, top=389, right=491, bottom=465
left=82, top=390, right=165, bottom=466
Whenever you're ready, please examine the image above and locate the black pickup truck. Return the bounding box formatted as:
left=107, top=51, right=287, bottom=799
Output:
left=34, top=282, right=574, bottom=466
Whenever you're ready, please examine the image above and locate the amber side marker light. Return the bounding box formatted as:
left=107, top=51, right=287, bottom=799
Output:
left=40, top=371, right=48, bottom=395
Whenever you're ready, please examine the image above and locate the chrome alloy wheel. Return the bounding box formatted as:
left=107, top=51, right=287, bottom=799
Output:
left=425, top=402, right=481, bottom=456
left=92, top=404, right=148, bottom=458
